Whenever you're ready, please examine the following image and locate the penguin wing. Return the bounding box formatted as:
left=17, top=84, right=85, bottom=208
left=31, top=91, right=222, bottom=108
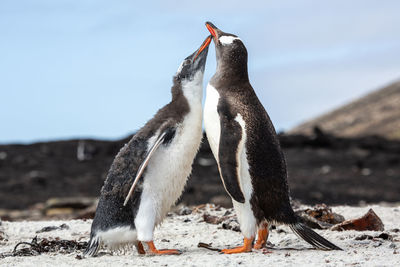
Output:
left=217, top=103, right=246, bottom=203
left=123, top=127, right=176, bottom=206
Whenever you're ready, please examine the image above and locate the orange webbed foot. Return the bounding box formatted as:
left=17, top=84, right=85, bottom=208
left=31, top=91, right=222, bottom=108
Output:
left=144, top=241, right=181, bottom=255
left=253, top=222, right=269, bottom=250
left=220, top=237, right=254, bottom=254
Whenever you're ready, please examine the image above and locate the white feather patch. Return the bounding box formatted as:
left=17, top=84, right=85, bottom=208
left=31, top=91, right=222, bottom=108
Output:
left=94, top=226, right=137, bottom=249
left=219, top=36, right=241, bottom=45
left=203, top=83, right=221, bottom=160
left=232, top=113, right=257, bottom=238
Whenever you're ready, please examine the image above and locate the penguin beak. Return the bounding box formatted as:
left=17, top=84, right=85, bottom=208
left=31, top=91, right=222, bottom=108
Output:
left=193, top=35, right=212, bottom=62
left=205, top=21, right=219, bottom=41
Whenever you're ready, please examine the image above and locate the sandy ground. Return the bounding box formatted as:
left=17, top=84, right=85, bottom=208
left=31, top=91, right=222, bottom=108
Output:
left=1, top=204, right=399, bottom=266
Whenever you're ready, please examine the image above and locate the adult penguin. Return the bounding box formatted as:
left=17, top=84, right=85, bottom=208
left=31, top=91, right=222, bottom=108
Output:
left=203, top=22, right=341, bottom=254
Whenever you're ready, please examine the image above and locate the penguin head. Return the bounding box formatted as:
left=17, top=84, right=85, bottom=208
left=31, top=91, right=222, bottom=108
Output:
left=174, top=35, right=212, bottom=84
left=205, top=22, right=248, bottom=74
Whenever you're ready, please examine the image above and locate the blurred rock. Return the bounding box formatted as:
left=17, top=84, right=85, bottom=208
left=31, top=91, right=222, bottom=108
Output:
left=0, top=230, right=6, bottom=241
left=0, top=218, right=5, bottom=241
left=73, top=203, right=97, bottom=220
left=203, top=213, right=225, bottom=224
left=0, top=151, right=7, bottom=160
left=355, top=232, right=393, bottom=241
left=177, top=206, right=192, bottom=216
left=355, top=234, right=373, bottom=240
left=210, top=195, right=231, bottom=207
left=0, top=209, right=42, bottom=221
left=221, top=218, right=241, bottom=232
left=331, top=208, right=384, bottom=231
left=77, top=141, right=97, bottom=161
left=45, top=208, right=74, bottom=216
left=295, top=204, right=345, bottom=229
left=36, top=223, right=70, bottom=233
left=45, top=197, right=96, bottom=210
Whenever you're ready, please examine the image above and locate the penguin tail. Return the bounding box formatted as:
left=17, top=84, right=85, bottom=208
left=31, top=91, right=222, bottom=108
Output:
left=83, top=236, right=101, bottom=257
left=289, top=223, right=342, bottom=250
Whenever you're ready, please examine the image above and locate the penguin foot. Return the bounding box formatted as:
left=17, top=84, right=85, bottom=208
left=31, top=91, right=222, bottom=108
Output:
left=221, top=237, right=253, bottom=254
left=254, top=224, right=269, bottom=249
left=253, top=241, right=266, bottom=250
left=144, top=241, right=181, bottom=255
left=136, top=241, right=146, bottom=255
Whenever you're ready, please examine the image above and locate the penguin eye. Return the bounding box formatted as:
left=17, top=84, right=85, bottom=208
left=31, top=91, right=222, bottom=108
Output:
left=184, top=59, right=191, bottom=65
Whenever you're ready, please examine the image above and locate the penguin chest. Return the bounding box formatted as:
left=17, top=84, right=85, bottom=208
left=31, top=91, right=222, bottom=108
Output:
left=141, top=107, right=203, bottom=220
left=204, top=83, right=221, bottom=159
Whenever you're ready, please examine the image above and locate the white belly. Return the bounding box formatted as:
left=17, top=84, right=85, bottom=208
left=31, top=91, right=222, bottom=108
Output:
left=204, top=83, right=221, bottom=159
left=135, top=104, right=203, bottom=241
left=204, top=85, right=257, bottom=237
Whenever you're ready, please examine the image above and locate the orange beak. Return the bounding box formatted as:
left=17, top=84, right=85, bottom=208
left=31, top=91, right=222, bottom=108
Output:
left=193, top=35, right=212, bottom=62
left=205, top=22, right=218, bottom=40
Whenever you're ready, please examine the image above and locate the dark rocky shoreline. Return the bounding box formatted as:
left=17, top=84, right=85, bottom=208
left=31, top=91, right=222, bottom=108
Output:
left=0, top=130, right=399, bottom=210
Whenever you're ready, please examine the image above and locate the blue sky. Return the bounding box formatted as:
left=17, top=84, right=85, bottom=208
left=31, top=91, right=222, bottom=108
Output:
left=1, top=0, right=399, bottom=144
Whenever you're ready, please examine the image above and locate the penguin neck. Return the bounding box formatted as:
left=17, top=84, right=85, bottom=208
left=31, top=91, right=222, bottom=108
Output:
left=215, top=60, right=249, bottom=86
left=171, top=73, right=203, bottom=109
left=181, top=82, right=203, bottom=109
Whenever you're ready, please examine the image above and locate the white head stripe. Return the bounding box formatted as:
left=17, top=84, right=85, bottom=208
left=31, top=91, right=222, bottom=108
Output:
left=176, top=61, right=184, bottom=73
left=219, top=36, right=241, bottom=45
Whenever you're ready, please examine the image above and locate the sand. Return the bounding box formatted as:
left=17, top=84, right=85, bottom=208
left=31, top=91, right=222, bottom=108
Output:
left=1, top=204, right=399, bottom=266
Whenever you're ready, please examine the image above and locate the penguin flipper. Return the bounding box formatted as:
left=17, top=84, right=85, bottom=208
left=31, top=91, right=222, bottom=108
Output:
left=217, top=105, right=246, bottom=203
left=123, top=127, right=176, bottom=206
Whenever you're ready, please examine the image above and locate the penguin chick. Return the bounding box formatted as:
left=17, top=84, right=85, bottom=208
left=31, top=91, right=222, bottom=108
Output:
left=84, top=36, right=212, bottom=257
left=203, top=22, right=342, bottom=254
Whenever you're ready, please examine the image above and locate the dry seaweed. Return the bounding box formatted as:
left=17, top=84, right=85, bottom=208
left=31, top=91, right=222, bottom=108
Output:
left=197, top=242, right=221, bottom=252
left=0, top=236, right=87, bottom=258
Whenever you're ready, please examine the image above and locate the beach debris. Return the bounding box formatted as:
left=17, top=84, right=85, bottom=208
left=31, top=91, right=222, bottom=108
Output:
left=355, top=234, right=374, bottom=240
left=0, top=218, right=6, bottom=241
left=295, top=204, right=345, bottom=229
left=331, top=209, right=384, bottom=231
left=73, top=204, right=97, bottom=220
left=221, top=218, right=241, bottom=232
left=377, top=233, right=392, bottom=240
left=199, top=207, right=241, bottom=232
left=177, top=206, right=192, bottom=216
left=0, top=236, right=87, bottom=258
left=203, top=213, right=225, bottom=224
left=197, top=242, right=221, bottom=252
left=192, top=204, right=207, bottom=213
left=36, top=223, right=70, bottom=233
left=44, top=197, right=97, bottom=217
left=45, top=197, right=96, bottom=210
left=0, top=230, right=6, bottom=241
